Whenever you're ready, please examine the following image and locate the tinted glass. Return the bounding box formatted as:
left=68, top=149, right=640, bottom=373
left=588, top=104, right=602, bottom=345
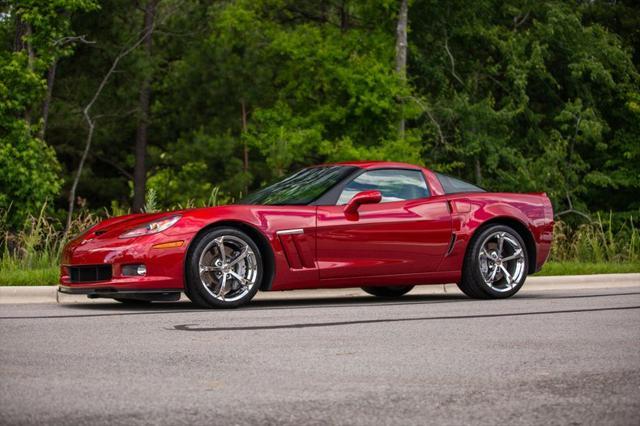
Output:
left=242, top=166, right=356, bottom=205
left=337, top=169, right=430, bottom=204
left=435, top=172, right=485, bottom=194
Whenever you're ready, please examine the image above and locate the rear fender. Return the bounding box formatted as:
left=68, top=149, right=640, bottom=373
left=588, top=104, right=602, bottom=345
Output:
left=439, top=200, right=535, bottom=273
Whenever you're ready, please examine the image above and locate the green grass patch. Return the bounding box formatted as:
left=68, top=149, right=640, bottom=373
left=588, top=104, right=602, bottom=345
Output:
left=535, top=261, right=640, bottom=276
left=0, top=267, right=59, bottom=286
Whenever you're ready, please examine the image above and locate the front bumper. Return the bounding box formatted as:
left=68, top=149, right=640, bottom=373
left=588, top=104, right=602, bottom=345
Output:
left=60, top=232, right=193, bottom=293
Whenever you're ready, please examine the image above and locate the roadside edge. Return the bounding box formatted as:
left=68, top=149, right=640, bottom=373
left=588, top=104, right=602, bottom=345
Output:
left=1, top=273, right=638, bottom=304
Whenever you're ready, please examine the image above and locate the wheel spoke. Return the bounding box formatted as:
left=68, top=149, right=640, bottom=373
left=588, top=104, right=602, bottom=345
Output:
left=199, top=264, right=220, bottom=272
left=229, top=271, right=250, bottom=289
left=502, top=249, right=523, bottom=262
left=497, top=233, right=505, bottom=256
left=499, top=265, right=513, bottom=288
left=489, top=264, right=499, bottom=282
left=480, top=248, right=491, bottom=259
left=217, top=273, right=228, bottom=298
left=214, top=237, right=226, bottom=264
left=227, top=245, right=250, bottom=268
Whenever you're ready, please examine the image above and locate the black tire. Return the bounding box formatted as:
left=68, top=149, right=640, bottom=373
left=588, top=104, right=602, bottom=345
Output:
left=458, top=224, right=529, bottom=299
left=114, top=298, right=152, bottom=305
left=185, top=227, right=263, bottom=309
left=361, top=285, right=414, bottom=297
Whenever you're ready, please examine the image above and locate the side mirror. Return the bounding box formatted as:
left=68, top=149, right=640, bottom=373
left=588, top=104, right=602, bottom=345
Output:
left=344, top=190, right=382, bottom=215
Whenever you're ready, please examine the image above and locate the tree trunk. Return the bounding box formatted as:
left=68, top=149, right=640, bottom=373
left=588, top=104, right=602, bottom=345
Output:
left=133, top=0, right=158, bottom=213
left=395, top=0, right=408, bottom=139
left=241, top=100, right=249, bottom=195
left=14, top=16, right=35, bottom=125
left=39, top=59, right=58, bottom=141
left=339, top=0, right=348, bottom=31
left=13, top=13, right=27, bottom=52
left=66, top=120, right=95, bottom=234
left=474, top=156, right=482, bottom=186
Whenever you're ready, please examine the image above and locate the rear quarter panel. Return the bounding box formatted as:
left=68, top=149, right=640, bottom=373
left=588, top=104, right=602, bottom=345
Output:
left=438, top=192, right=553, bottom=274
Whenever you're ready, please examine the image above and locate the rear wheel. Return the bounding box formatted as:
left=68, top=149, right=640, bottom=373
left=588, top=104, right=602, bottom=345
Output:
left=458, top=224, right=528, bottom=299
left=185, top=227, right=262, bottom=308
left=361, top=286, right=414, bottom=298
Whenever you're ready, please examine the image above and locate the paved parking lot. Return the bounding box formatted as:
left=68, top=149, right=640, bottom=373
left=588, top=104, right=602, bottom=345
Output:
left=1, top=284, right=639, bottom=425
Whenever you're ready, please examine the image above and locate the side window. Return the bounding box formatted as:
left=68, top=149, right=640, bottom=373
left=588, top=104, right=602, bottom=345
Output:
left=337, top=169, right=430, bottom=205
left=435, top=172, right=485, bottom=194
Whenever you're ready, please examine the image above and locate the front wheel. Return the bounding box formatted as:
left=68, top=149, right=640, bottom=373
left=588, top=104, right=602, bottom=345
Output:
left=458, top=224, right=529, bottom=299
left=361, top=286, right=414, bottom=298
left=185, top=227, right=262, bottom=308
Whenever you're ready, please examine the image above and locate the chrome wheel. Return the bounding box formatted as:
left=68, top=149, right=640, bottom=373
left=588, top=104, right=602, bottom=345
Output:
left=478, top=231, right=526, bottom=292
left=198, top=235, right=258, bottom=302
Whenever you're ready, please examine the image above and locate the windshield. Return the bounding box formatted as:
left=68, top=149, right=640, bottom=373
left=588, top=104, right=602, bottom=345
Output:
left=241, top=166, right=356, bottom=205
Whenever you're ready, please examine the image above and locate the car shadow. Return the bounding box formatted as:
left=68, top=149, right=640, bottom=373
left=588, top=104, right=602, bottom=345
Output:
left=171, top=304, right=640, bottom=332
left=61, top=289, right=640, bottom=313
left=63, top=293, right=470, bottom=313
left=3, top=290, right=638, bottom=321
left=0, top=293, right=470, bottom=320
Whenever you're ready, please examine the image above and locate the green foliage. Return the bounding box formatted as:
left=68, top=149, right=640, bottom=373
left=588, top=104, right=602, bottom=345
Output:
left=146, top=129, right=243, bottom=207
left=1, top=0, right=639, bottom=232
left=143, top=187, right=158, bottom=213
left=0, top=0, right=98, bottom=227
left=0, top=129, right=62, bottom=228
left=0, top=51, right=59, bottom=228
left=410, top=0, right=640, bottom=213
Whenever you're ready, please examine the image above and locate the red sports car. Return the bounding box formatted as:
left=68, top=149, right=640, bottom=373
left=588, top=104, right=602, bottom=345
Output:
left=60, top=161, right=554, bottom=308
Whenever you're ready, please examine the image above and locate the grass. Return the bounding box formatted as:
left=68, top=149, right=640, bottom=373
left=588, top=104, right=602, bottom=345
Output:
left=1, top=202, right=639, bottom=286
left=1, top=203, right=98, bottom=287
left=536, top=261, right=640, bottom=276
left=549, top=212, right=639, bottom=263
left=0, top=267, right=59, bottom=286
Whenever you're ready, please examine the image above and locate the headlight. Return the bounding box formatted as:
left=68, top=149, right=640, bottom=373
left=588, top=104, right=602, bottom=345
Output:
left=119, top=215, right=181, bottom=239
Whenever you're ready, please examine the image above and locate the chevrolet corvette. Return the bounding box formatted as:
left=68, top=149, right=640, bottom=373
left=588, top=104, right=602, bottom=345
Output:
left=60, top=161, right=554, bottom=308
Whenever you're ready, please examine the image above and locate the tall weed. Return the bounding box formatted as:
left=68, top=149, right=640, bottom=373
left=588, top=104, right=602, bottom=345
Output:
left=550, top=213, right=639, bottom=263
left=1, top=204, right=99, bottom=272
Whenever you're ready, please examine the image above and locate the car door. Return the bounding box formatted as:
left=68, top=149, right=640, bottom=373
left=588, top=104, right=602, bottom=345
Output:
left=315, top=168, right=452, bottom=280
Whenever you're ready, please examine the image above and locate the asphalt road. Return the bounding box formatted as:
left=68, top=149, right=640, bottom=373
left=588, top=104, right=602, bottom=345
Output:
left=1, top=285, right=639, bottom=425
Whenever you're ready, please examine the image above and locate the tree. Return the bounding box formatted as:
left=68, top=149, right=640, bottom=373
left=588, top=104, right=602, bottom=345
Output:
left=395, top=0, right=408, bottom=138
left=0, top=0, right=97, bottom=228
left=409, top=0, right=639, bottom=212
left=133, top=0, right=159, bottom=212
left=64, top=0, right=173, bottom=233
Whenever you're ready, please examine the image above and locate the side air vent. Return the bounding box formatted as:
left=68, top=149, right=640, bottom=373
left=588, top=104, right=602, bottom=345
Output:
left=445, top=233, right=457, bottom=256
left=276, top=229, right=315, bottom=270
